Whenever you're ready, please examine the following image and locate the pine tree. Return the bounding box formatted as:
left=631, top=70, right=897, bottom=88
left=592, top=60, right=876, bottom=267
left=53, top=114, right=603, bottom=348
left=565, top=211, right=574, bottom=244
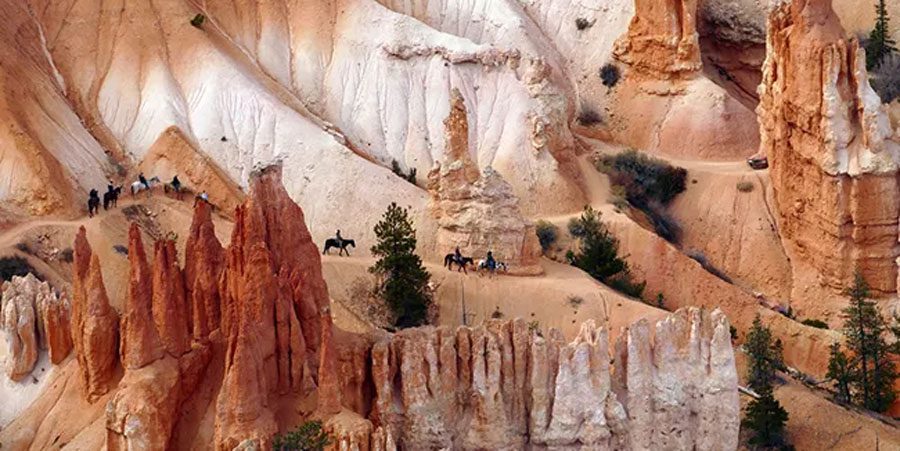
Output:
left=745, top=315, right=783, bottom=393
left=369, top=202, right=432, bottom=328
left=743, top=314, right=791, bottom=448
left=841, top=271, right=897, bottom=412
left=867, top=0, right=897, bottom=69
left=569, top=206, right=627, bottom=282
left=743, top=390, right=790, bottom=448
left=827, top=342, right=853, bottom=405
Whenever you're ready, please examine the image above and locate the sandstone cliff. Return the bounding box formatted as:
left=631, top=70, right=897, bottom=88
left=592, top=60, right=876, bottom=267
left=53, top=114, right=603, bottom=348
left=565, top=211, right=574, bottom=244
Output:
left=1, top=273, right=71, bottom=380
left=614, top=0, right=702, bottom=79
left=758, top=0, right=900, bottom=300
left=354, top=308, right=739, bottom=450
left=427, top=90, right=543, bottom=275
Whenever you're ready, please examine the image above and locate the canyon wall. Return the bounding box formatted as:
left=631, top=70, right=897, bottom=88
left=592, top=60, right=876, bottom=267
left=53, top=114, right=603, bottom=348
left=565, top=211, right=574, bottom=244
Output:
left=758, top=0, right=900, bottom=300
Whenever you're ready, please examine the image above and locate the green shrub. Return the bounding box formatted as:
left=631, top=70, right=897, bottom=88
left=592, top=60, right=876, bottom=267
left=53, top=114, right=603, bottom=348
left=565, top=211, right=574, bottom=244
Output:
left=575, top=18, right=593, bottom=30
left=567, top=295, right=584, bottom=308
left=491, top=306, right=504, bottom=319
left=801, top=318, right=829, bottom=329
left=567, top=216, right=587, bottom=238
left=600, top=64, right=621, bottom=88
left=58, top=248, right=74, bottom=263
left=870, top=54, right=900, bottom=103
left=598, top=150, right=687, bottom=206
left=736, top=181, right=755, bottom=192
left=273, top=421, right=330, bottom=451
left=391, top=159, right=417, bottom=185
left=567, top=206, right=646, bottom=299
left=190, top=14, right=205, bottom=28
left=577, top=107, right=602, bottom=126
left=535, top=220, right=559, bottom=251
left=0, top=257, right=37, bottom=282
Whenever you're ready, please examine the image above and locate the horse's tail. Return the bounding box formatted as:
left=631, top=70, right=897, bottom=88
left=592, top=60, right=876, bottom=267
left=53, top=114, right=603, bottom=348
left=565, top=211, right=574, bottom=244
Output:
left=443, top=254, right=450, bottom=268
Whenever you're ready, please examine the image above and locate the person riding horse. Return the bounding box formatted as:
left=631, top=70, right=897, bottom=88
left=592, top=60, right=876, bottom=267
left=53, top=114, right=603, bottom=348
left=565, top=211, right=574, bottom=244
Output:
left=485, top=251, right=497, bottom=272
left=139, top=172, right=149, bottom=190
left=335, top=230, right=343, bottom=249
left=88, top=189, right=100, bottom=217
left=171, top=175, right=182, bottom=193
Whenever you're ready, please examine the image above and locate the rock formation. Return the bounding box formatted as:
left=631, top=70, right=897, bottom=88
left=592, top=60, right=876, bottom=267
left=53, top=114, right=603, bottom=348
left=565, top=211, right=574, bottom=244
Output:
left=107, top=222, right=214, bottom=450
left=1, top=273, right=71, bottom=380
left=614, top=0, right=703, bottom=79
left=368, top=308, right=738, bottom=450
left=120, top=223, right=165, bottom=370
left=184, top=199, right=226, bottom=341
left=758, top=0, right=900, bottom=298
left=427, top=89, right=543, bottom=275
left=215, top=164, right=334, bottom=450
left=71, top=227, right=120, bottom=402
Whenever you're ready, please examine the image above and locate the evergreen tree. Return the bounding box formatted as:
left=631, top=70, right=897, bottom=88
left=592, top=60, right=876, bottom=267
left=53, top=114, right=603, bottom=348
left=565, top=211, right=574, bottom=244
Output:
left=827, top=342, right=853, bottom=405
left=369, top=202, right=432, bottom=328
left=743, top=391, right=790, bottom=448
left=841, top=271, right=897, bottom=412
left=743, top=314, right=791, bottom=448
left=867, top=0, right=897, bottom=69
left=567, top=206, right=646, bottom=298
left=745, top=315, right=783, bottom=393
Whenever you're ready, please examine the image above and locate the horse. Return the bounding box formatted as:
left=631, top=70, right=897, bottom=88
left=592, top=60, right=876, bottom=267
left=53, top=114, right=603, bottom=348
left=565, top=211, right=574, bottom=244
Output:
left=88, top=194, right=100, bottom=217
left=323, top=238, right=355, bottom=256
left=131, top=176, right=161, bottom=197
left=476, top=259, right=509, bottom=277
left=103, top=186, right=122, bottom=210
left=444, top=254, right=474, bottom=274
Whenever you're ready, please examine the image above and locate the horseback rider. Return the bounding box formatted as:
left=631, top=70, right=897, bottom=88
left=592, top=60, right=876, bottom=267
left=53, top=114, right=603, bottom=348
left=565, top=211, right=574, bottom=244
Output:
left=485, top=251, right=497, bottom=272
left=335, top=230, right=343, bottom=249
left=139, top=172, right=149, bottom=189
left=454, top=246, right=462, bottom=263
left=171, top=175, right=182, bottom=193
left=106, top=180, right=114, bottom=194
left=90, top=188, right=99, bottom=199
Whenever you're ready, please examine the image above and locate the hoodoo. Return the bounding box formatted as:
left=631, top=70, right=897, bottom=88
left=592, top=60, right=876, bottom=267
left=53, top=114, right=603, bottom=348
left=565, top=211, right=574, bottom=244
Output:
left=758, top=0, right=900, bottom=300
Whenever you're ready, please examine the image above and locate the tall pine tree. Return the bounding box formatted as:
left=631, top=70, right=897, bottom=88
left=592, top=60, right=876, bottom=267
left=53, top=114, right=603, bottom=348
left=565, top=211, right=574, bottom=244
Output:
left=867, top=0, right=897, bottom=69
left=369, top=202, right=432, bottom=328
left=826, top=342, right=853, bottom=405
left=839, top=271, right=897, bottom=412
left=743, top=315, right=791, bottom=448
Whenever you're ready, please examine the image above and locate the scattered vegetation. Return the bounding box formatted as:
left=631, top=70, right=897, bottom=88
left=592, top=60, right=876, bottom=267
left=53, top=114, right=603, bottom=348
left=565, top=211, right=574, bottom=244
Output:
left=190, top=14, right=206, bottom=28
left=369, top=202, right=433, bottom=328
left=736, top=181, right=755, bottom=193
left=491, top=306, right=504, bottom=319
left=865, top=0, right=896, bottom=70
left=58, top=248, right=74, bottom=263
left=743, top=315, right=791, bottom=449
left=730, top=325, right=738, bottom=341
left=528, top=320, right=543, bottom=337
left=113, top=245, right=129, bottom=256
left=826, top=271, right=898, bottom=412
left=800, top=318, right=829, bottom=330
left=535, top=220, right=559, bottom=252
left=0, top=256, right=37, bottom=282
left=654, top=292, right=665, bottom=309
left=575, top=18, right=594, bottom=31
left=599, top=63, right=621, bottom=88
left=596, top=150, right=687, bottom=243
left=14, top=242, right=33, bottom=255
left=272, top=420, right=331, bottom=451
left=686, top=250, right=733, bottom=284
left=567, top=295, right=584, bottom=308
left=576, top=107, right=602, bottom=126
left=567, top=206, right=646, bottom=299
left=870, top=53, right=900, bottom=103
left=391, top=159, right=417, bottom=185
left=567, top=217, right=587, bottom=238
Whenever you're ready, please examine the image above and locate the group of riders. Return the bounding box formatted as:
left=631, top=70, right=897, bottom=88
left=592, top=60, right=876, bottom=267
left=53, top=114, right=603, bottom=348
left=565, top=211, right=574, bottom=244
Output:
left=88, top=172, right=209, bottom=217
left=445, top=246, right=504, bottom=276
left=323, top=231, right=505, bottom=276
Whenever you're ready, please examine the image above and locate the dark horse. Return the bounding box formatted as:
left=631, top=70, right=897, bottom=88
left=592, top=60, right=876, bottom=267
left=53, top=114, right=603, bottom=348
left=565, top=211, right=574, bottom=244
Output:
left=444, top=253, right=474, bottom=274
left=103, top=186, right=122, bottom=210
left=88, top=192, right=100, bottom=217
left=323, top=238, right=355, bottom=256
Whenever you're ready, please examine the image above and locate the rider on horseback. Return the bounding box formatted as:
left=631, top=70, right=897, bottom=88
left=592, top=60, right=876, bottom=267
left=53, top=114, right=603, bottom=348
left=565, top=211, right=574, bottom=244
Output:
left=485, top=251, right=497, bottom=272
left=171, top=175, right=182, bottom=193
left=454, top=246, right=462, bottom=264
left=139, top=172, right=149, bottom=190
left=335, top=230, right=343, bottom=249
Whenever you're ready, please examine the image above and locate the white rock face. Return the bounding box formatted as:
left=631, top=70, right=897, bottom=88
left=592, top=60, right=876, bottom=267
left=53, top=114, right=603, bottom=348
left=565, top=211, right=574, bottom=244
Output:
left=1, top=274, right=69, bottom=381
left=369, top=307, right=739, bottom=450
